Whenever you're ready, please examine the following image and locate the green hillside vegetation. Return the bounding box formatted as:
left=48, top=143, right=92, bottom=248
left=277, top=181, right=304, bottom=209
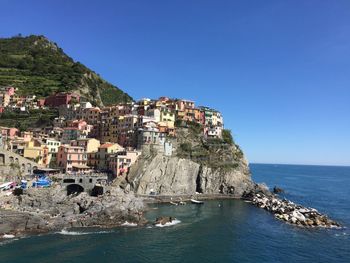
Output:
left=0, top=109, right=58, bottom=131
left=175, top=126, right=243, bottom=171
left=0, top=35, right=132, bottom=106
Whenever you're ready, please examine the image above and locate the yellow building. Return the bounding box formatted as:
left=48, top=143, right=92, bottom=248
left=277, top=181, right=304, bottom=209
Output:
left=71, top=138, right=100, bottom=153
left=23, top=140, right=50, bottom=167
left=160, top=109, right=175, bottom=123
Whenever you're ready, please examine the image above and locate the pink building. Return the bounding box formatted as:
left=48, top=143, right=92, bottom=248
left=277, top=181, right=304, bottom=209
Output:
left=176, top=99, right=195, bottom=111
left=108, top=151, right=140, bottom=177
left=67, top=119, right=93, bottom=135
left=4, top=86, right=15, bottom=96
left=68, top=120, right=88, bottom=130
left=1, top=127, right=19, bottom=139
left=57, top=145, right=89, bottom=174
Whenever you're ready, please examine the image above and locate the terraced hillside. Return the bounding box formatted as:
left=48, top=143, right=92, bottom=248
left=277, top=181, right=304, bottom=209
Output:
left=0, top=35, right=132, bottom=106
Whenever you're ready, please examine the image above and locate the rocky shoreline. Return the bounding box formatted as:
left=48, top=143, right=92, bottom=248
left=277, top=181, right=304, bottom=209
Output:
left=0, top=185, right=146, bottom=240
left=248, top=192, right=341, bottom=228
left=0, top=182, right=343, bottom=241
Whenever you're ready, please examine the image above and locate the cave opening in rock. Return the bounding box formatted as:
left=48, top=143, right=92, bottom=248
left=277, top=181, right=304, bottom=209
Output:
left=91, top=185, right=104, bottom=197
left=67, top=184, right=84, bottom=195
left=196, top=169, right=203, bottom=194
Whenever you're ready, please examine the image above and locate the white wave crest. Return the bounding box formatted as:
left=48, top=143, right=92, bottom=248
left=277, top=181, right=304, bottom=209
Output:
left=2, top=234, right=15, bottom=239
left=155, top=219, right=181, bottom=228
left=121, top=221, right=138, bottom=227
left=58, top=229, right=110, bottom=236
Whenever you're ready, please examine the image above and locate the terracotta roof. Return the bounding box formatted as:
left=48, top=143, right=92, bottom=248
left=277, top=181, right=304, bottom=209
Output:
left=100, top=143, right=114, bottom=148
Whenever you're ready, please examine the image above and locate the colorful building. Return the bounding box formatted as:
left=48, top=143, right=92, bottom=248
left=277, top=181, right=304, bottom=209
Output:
left=94, top=143, right=124, bottom=171
left=23, top=140, right=50, bottom=167
left=108, top=150, right=140, bottom=177
left=70, top=138, right=100, bottom=153
left=45, top=92, right=80, bottom=108
left=57, top=145, right=89, bottom=173
left=62, top=127, right=86, bottom=143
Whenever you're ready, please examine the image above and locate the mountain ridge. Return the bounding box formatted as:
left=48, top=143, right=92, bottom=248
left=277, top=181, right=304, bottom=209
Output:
left=0, top=34, right=132, bottom=106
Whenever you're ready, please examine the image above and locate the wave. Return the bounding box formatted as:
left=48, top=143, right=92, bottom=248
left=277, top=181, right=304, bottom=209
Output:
left=57, top=229, right=111, bottom=236
left=155, top=219, right=181, bottom=228
left=2, top=234, right=15, bottom=239
left=121, top=221, right=138, bottom=227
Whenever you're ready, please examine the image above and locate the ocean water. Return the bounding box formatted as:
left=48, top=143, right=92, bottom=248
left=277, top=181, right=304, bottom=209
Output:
left=1, top=164, right=349, bottom=263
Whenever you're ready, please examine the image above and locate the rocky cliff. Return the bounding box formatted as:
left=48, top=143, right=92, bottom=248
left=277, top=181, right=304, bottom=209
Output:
left=124, top=126, right=255, bottom=198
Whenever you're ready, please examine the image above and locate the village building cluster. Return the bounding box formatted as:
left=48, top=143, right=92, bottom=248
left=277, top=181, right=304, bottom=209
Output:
left=0, top=88, right=224, bottom=176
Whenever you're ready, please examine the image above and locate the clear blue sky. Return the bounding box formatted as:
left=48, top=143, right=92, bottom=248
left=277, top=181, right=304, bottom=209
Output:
left=1, top=0, right=349, bottom=166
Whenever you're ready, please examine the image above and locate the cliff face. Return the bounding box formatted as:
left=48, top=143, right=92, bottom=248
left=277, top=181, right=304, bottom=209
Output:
left=126, top=154, right=253, bottom=198
left=125, top=127, right=254, bottom=198
left=127, top=154, right=200, bottom=195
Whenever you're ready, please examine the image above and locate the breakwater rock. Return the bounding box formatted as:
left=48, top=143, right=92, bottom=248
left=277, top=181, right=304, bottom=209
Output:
left=251, top=193, right=341, bottom=228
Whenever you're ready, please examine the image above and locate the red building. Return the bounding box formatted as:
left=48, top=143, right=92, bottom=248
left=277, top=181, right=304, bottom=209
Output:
left=45, top=92, right=80, bottom=108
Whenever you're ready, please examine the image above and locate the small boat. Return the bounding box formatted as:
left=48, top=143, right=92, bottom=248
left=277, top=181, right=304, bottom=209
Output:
left=190, top=199, right=204, bottom=204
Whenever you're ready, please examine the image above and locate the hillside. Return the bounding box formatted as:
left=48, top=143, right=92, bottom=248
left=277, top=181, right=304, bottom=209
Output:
left=0, top=35, right=132, bottom=106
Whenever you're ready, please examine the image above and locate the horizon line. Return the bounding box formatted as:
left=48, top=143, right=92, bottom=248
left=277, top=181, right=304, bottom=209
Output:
left=250, top=162, right=350, bottom=168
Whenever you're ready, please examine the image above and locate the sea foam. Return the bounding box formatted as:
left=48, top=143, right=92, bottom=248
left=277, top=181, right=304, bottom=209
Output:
left=121, top=221, right=138, bottom=227
left=155, top=219, right=181, bottom=228
left=58, top=229, right=111, bottom=236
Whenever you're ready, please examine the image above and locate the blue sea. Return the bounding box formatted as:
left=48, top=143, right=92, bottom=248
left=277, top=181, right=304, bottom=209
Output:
left=1, top=164, right=349, bottom=263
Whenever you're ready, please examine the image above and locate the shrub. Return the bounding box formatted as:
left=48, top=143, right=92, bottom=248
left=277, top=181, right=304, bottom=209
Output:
left=222, top=129, right=234, bottom=145
left=180, top=142, right=192, bottom=152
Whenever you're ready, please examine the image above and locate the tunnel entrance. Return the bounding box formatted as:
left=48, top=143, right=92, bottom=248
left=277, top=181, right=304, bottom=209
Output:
left=67, top=184, right=84, bottom=195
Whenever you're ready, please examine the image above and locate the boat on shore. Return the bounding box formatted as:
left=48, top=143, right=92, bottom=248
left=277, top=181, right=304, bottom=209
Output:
left=190, top=199, right=204, bottom=204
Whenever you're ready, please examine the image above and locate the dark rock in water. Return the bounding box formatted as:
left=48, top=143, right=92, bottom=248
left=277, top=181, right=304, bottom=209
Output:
left=154, top=216, right=175, bottom=225
left=273, top=186, right=284, bottom=194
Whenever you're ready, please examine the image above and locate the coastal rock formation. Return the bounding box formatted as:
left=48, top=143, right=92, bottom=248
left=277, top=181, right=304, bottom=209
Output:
left=124, top=127, right=254, bottom=198
left=249, top=193, right=341, bottom=228
left=125, top=153, right=254, bottom=198
left=126, top=154, right=200, bottom=195
left=198, top=163, right=253, bottom=197
left=0, top=185, right=146, bottom=237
